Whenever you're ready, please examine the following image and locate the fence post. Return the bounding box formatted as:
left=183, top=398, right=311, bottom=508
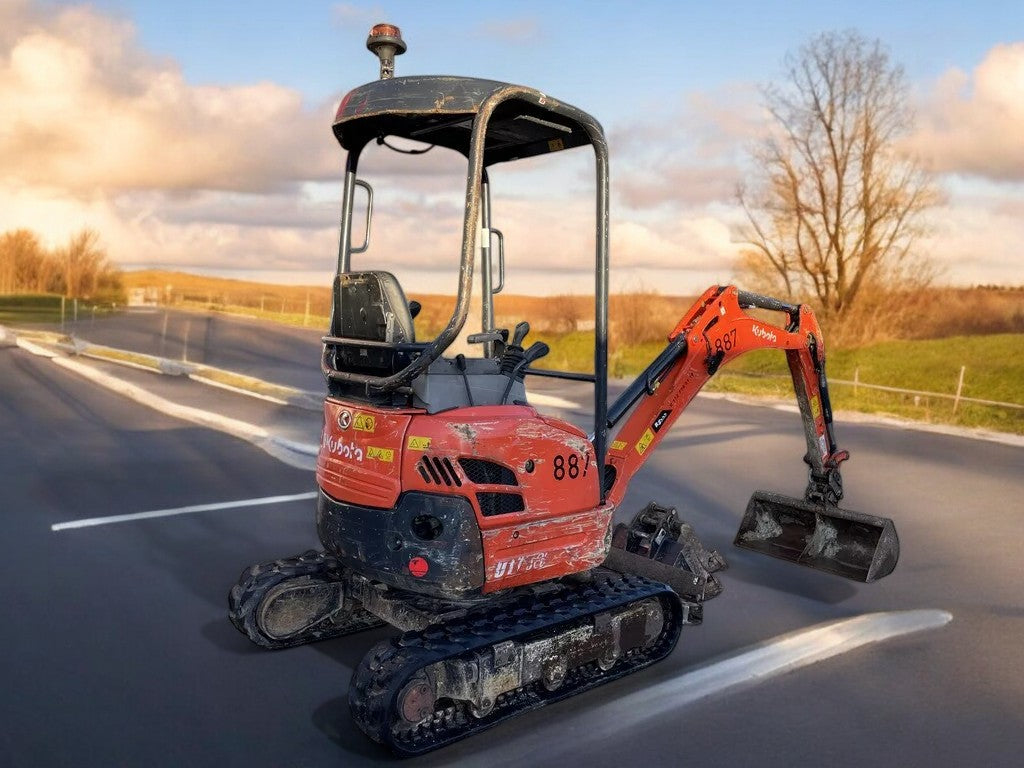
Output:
left=854, top=367, right=859, bottom=397
left=953, top=365, right=966, bottom=413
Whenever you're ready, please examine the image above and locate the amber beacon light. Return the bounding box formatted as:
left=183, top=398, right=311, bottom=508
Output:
left=366, top=23, right=406, bottom=80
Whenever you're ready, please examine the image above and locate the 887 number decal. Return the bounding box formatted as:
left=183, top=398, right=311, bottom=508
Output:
left=714, top=328, right=737, bottom=354
left=552, top=451, right=590, bottom=481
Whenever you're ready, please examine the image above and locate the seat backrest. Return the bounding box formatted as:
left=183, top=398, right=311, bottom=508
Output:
left=336, top=271, right=415, bottom=343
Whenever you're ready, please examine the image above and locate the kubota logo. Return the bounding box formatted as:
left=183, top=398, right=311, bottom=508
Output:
left=751, top=324, right=777, bottom=343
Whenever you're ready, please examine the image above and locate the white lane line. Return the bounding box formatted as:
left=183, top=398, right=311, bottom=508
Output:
left=528, top=392, right=583, bottom=410
left=187, top=373, right=289, bottom=405
left=599, top=609, right=952, bottom=733
left=51, top=491, right=317, bottom=531
left=489, top=609, right=952, bottom=765
left=14, top=337, right=60, bottom=358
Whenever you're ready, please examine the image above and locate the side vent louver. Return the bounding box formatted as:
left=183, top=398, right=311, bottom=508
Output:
left=477, top=492, right=525, bottom=516
left=416, top=456, right=462, bottom=487
left=459, top=459, right=517, bottom=486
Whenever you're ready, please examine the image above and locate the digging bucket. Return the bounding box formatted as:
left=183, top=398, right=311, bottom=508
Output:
left=734, top=491, right=899, bottom=582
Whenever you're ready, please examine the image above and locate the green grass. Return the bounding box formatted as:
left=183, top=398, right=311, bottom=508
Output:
left=707, top=334, right=1024, bottom=434
left=191, top=367, right=299, bottom=399
left=0, top=294, right=123, bottom=325
left=84, top=346, right=162, bottom=371
left=0, top=294, right=64, bottom=324
left=175, top=299, right=331, bottom=330
left=66, top=291, right=1024, bottom=436
left=526, top=329, right=1024, bottom=434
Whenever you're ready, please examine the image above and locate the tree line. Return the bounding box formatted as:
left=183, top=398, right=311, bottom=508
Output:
left=0, top=228, right=125, bottom=303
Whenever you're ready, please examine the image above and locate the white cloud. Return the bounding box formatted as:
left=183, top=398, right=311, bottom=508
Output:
left=911, top=42, right=1024, bottom=181
left=475, top=19, right=542, bottom=45
left=0, top=4, right=337, bottom=195
left=917, top=184, right=1024, bottom=287
left=2, top=4, right=1020, bottom=294
left=332, top=3, right=387, bottom=27
left=609, top=83, right=764, bottom=210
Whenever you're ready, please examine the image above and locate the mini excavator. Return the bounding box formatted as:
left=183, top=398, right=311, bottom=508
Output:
left=229, top=24, right=900, bottom=755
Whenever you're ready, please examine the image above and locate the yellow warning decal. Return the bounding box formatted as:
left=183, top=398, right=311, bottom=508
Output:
left=810, top=395, right=822, bottom=421
left=635, top=429, right=655, bottom=456
left=610, top=440, right=627, bottom=451
left=547, top=138, right=565, bottom=152
left=366, top=446, right=394, bottom=462
left=406, top=436, right=432, bottom=451
left=353, top=413, right=376, bottom=432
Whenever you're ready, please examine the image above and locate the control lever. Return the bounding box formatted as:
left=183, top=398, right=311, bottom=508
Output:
left=467, top=330, right=505, bottom=345
left=511, top=321, right=530, bottom=347
left=455, top=354, right=474, bottom=406
left=468, top=330, right=507, bottom=357
left=519, top=341, right=550, bottom=372
left=500, top=322, right=531, bottom=377
left=501, top=341, right=550, bottom=403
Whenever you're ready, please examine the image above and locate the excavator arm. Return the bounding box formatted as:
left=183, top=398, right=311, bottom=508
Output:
left=602, top=285, right=899, bottom=583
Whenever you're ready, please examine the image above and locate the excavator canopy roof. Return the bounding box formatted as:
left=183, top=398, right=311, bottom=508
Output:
left=332, top=75, right=598, bottom=165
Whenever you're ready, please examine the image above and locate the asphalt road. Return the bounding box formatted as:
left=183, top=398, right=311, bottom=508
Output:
left=65, top=308, right=327, bottom=391
left=3, top=318, right=1023, bottom=767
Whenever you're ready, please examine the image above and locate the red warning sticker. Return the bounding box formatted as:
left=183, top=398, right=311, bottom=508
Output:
left=408, top=557, right=429, bottom=578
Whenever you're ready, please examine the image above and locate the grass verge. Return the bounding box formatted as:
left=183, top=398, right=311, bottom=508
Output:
left=531, top=330, right=1024, bottom=435
left=707, top=334, right=1024, bottom=435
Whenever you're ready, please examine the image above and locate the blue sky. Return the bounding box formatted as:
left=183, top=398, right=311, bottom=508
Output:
left=4, top=0, right=1023, bottom=293
left=82, top=1, right=1019, bottom=111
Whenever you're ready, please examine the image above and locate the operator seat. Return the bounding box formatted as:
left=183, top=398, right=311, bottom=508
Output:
left=331, top=271, right=419, bottom=378
left=336, top=271, right=416, bottom=344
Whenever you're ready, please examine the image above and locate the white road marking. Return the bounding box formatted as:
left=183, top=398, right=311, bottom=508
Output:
left=490, top=609, right=952, bottom=765
left=51, top=491, right=317, bottom=531
left=187, top=373, right=289, bottom=405
left=528, top=392, right=583, bottom=409
left=14, top=337, right=59, bottom=358
left=597, top=609, right=952, bottom=732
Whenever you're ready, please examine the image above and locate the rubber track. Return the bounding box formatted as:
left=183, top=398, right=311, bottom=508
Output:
left=228, top=550, right=384, bottom=649
left=349, top=570, right=684, bottom=755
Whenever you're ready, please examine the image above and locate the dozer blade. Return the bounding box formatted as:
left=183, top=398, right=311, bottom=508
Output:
left=605, top=502, right=726, bottom=602
left=734, top=491, right=899, bottom=583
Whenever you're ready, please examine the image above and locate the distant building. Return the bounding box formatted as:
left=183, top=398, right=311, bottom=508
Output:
left=127, top=287, right=160, bottom=307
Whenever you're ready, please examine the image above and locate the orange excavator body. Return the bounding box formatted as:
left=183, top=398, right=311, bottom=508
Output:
left=229, top=23, right=900, bottom=755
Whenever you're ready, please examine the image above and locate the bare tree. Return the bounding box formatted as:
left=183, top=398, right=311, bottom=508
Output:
left=739, top=31, right=937, bottom=333
left=0, top=229, right=44, bottom=294
left=59, top=228, right=107, bottom=298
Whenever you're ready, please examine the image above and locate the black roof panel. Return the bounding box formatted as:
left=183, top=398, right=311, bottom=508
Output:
left=332, top=76, right=598, bottom=165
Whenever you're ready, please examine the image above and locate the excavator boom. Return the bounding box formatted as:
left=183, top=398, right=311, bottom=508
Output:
left=603, top=285, right=899, bottom=582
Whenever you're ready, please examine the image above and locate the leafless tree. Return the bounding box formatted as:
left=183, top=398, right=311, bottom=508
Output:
left=739, top=31, right=938, bottom=335
left=0, top=229, right=44, bottom=294
left=59, top=228, right=107, bottom=298
left=0, top=227, right=124, bottom=301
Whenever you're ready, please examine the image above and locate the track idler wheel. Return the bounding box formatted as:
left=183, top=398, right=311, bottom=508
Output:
left=228, top=550, right=379, bottom=649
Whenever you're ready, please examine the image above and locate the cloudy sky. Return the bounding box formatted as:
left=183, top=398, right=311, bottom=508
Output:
left=2, top=0, right=1022, bottom=294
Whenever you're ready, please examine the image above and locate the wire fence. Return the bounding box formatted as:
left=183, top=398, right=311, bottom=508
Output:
left=716, top=366, right=1024, bottom=414
left=834, top=367, right=1024, bottom=412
